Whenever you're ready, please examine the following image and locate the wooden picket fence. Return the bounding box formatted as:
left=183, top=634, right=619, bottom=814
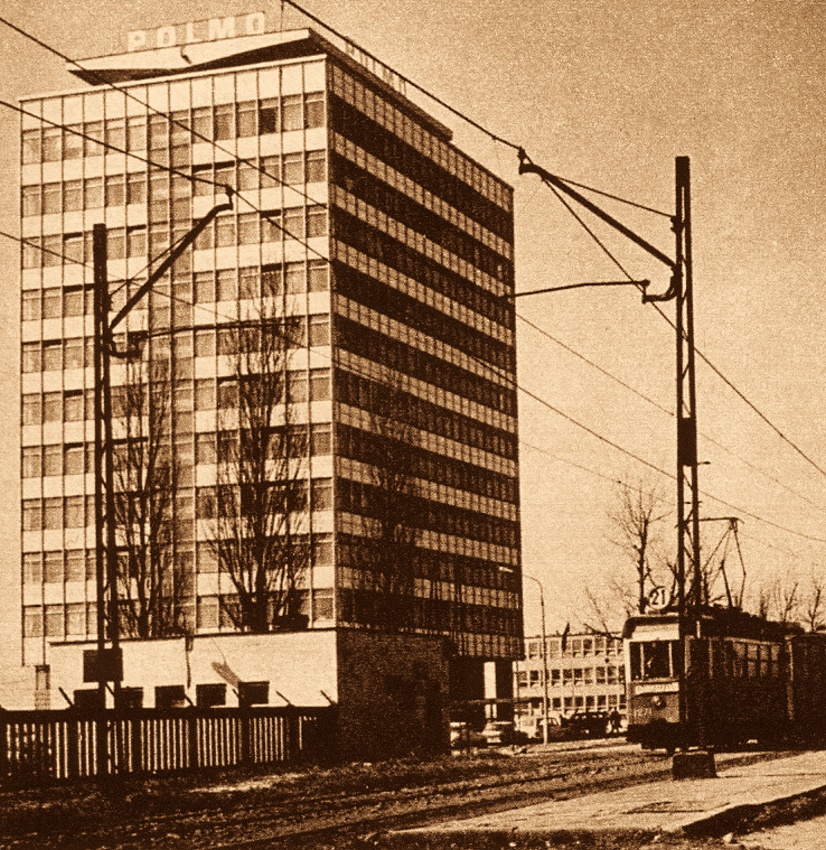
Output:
left=0, top=706, right=336, bottom=786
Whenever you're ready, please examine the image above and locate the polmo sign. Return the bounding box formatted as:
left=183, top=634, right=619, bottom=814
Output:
left=127, top=12, right=267, bottom=52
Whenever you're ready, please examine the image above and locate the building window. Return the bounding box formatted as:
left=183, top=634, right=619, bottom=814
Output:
left=64, top=179, right=83, bottom=212
left=306, top=150, right=326, bottom=183
left=127, top=117, right=147, bottom=151
left=310, top=368, right=330, bottom=401
left=308, top=260, right=328, bottom=292
left=313, top=532, right=333, bottom=565
left=216, top=269, right=236, bottom=302
left=85, top=177, right=103, bottom=209
left=283, top=208, right=303, bottom=239
left=105, top=174, right=125, bottom=207
left=24, top=607, right=43, bottom=638
left=22, top=447, right=40, bottom=479
left=281, top=95, right=303, bottom=132
left=63, top=127, right=83, bottom=160
left=22, top=130, right=41, bottom=164
left=215, top=216, right=236, bottom=248
left=310, top=315, right=330, bottom=345
left=261, top=211, right=282, bottom=242
left=42, top=127, right=61, bottom=161
left=45, top=604, right=64, bottom=637
left=64, top=337, right=83, bottom=369
left=313, top=589, right=334, bottom=621
left=238, top=213, right=259, bottom=245
left=283, top=153, right=303, bottom=185
left=312, top=477, right=332, bottom=511
left=258, top=98, right=278, bottom=134
left=44, top=551, right=62, bottom=583
left=127, top=172, right=146, bottom=204
left=305, top=92, right=325, bottom=128
left=214, top=105, right=234, bottom=140
left=22, top=343, right=41, bottom=373
left=236, top=101, right=257, bottom=137
left=155, top=685, right=187, bottom=709
left=238, top=681, right=268, bottom=707
left=196, top=683, right=227, bottom=708
left=43, top=444, right=62, bottom=477
left=307, top=206, right=327, bottom=238
left=105, top=119, right=125, bottom=152
left=22, top=186, right=40, bottom=217
left=66, top=603, right=86, bottom=636
left=66, top=550, right=84, bottom=581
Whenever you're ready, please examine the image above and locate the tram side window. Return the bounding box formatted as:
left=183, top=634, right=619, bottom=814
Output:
left=631, top=641, right=680, bottom=681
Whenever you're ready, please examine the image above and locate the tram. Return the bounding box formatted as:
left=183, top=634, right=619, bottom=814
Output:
left=623, top=606, right=826, bottom=752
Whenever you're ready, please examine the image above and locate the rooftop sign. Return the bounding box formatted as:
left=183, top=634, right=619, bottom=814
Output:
left=127, top=12, right=266, bottom=52
left=124, top=13, right=407, bottom=98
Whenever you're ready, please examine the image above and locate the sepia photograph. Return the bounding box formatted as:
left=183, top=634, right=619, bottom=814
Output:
left=0, top=1, right=824, bottom=847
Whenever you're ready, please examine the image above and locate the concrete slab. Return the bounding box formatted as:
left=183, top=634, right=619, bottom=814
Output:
left=398, top=750, right=826, bottom=840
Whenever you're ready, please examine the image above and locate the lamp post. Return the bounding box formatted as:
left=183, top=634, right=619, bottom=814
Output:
left=524, top=574, right=550, bottom=746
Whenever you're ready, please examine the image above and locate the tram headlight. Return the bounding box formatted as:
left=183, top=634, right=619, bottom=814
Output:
left=651, top=695, right=665, bottom=709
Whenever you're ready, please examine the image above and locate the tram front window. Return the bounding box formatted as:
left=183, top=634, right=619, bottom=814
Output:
left=631, top=641, right=681, bottom=680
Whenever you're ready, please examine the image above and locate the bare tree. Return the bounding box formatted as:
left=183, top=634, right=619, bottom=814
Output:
left=208, top=278, right=310, bottom=633
left=352, top=384, right=420, bottom=633
left=113, top=355, right=189, bottom=638
left=754, top=577, right=800, bottom=624
left=802, top=574, right=826, bottom=632
left=607, top=479, right=671, bottom=613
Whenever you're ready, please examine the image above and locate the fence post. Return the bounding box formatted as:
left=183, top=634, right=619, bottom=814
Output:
left=240, top=708, right=251, bottom=765
left=66, top=716, right=79, bottom=779
left=188, top=711, right=199, bottom=770
left=287, top=708, right=300, bottom=764
left=130, top=712, right=143, bottom=774
left=0, top=710, right=7, bottom=780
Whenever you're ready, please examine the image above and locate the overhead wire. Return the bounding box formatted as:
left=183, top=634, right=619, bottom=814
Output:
left=7, top=200, right=826, bottom=551
left=278, top=0, right=522, bottom=152
left=4, top=12, right=826, bottom=548
left=518, top=314, right=826, bottom=517
left=0, top=13, right=338, bottom=265
left=7, top=5, right=820, bottom=497
left=531, top=163, right=826, bottom=488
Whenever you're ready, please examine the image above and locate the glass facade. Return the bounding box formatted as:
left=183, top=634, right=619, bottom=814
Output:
left=19, top=32, right=521, bottom=666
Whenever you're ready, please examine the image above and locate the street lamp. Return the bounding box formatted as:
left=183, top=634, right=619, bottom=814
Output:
left=524, top=574, right=551, bottom=746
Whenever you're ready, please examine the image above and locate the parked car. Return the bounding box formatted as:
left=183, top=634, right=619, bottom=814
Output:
left=450, top=721, right=487, bottom=749
left=515, top=714, right=565, bottom=742
left=480, top=720, right=528, bottom=746
left=561, top=710, right=612, bottom=738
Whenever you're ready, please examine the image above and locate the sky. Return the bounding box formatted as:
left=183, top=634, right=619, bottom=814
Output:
left=0, top=0, right=824, bottom=667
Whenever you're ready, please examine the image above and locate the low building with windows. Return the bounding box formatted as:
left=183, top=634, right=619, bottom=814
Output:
left=17, top=20, right=521, bottom=757
left=515, top=632, right=625, bottom=723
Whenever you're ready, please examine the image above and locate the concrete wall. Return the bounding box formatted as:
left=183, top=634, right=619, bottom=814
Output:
left=336, top=630, right=450, bottom=761
left=46, top=629, right=451, bottom=762
left=48, top=631, right=339, bottom=708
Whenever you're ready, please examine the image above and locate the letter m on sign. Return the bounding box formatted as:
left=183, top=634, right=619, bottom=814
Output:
left=209, top=17, right=237, bottom=40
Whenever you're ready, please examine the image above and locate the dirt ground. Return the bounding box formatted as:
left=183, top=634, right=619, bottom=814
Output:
left=0, top=743, right=817, bottom=850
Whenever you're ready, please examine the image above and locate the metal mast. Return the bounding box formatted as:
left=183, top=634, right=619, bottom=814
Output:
left=517, top=151, right=705, bottom=749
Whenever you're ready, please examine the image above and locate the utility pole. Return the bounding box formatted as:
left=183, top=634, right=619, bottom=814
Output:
left=92, top=224, right=110, bottom=778
left=89, top=194, right=232, bottom=778
left=673, top=157, right=704, bottom=750
left=516, top=152, right=710, bottom=771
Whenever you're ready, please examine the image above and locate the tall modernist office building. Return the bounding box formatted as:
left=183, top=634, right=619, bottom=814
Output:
left=19, top=23, right=521, bottom=721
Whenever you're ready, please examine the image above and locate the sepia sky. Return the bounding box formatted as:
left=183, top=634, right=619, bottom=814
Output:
left=0, top=0, right=824, bottom=667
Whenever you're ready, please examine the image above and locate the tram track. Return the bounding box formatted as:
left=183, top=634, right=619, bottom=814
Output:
left=1, top=744, right=788, bottom=849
